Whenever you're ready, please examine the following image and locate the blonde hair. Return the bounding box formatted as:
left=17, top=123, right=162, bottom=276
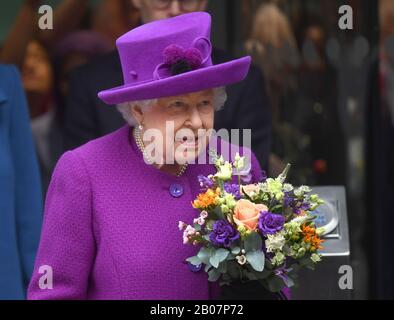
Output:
left=249, top=3, right=296, bottom=49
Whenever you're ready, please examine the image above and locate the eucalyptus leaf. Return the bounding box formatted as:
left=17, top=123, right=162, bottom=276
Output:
left=208, top=268, right=221, bottom=282
left=244, top=233, right=263, bottom=252
left=186, top=256, right=201, bottom=266
left=215, top=248, right=230, bottom=263
left=197, top=247, right=213, bottom=265
left=209, top=254, right=220, bottom=268
left=210, top=248, right=230, bottom=268
left=227, top=261, right=241, bottom=279
left=231, top=246, right=241, bottom=255
left=245, top=250, right=265, bottom=272
left=217, top=261, right=228, bottom=274
left=243, top=270, right=258, bottom=281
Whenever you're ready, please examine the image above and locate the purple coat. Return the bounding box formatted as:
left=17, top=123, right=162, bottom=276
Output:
left=27, top=125, right=263, bottom=299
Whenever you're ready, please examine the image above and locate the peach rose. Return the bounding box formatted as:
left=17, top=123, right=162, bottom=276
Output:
left=233, top=199, right=268, bottom=231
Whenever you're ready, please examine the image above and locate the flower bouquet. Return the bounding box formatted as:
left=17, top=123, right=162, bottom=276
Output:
left=179, top=151, right=325, bottom=294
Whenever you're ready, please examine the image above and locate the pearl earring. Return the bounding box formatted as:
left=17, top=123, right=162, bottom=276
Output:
left=138, top=124, right=143, bottom=131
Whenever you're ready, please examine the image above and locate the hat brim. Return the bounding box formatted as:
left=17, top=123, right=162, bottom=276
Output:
left=98, top=56, right=251, bottom=105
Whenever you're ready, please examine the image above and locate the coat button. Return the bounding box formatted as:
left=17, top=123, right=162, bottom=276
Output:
left=169, top=183, right=183, bottom=198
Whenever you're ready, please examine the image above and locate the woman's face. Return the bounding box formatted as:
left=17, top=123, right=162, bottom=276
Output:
left=132, top=89, right=215, bottom=164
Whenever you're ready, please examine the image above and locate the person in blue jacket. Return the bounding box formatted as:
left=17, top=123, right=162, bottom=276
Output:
left=0, top=64, right=43, bottom=299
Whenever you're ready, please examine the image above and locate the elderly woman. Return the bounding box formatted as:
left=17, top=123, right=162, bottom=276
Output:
left=27, top=12, right=263, bottom=300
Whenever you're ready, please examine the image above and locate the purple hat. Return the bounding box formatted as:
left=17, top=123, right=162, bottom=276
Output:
left=98, top=12, right=251, bottom=105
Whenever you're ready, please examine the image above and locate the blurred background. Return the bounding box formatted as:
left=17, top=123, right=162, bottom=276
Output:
left=0, top=0, right=393, bottom=299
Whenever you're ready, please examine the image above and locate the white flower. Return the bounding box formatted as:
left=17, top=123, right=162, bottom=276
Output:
left=215, top=161, right=233, bottom=181
left=214, top=155, right=225, bottom=167
left=283, top=183, right=294, bottom=192
left=311, top=253, right=322, bottom=263
left=185, top=225, right=196, bottom=236
left=236, top=255, right=247, bottom=265
left=294, top=185, right=312, bottom=197
left=265, top=231, right=286, bottom=253
left=200, top=210, right=208, bottom=219
left=271, top=252, right=285, bottom=266
left=299, top=185, right=312, bottom=193
left=178, top=221, right=187, bottom=230
left=290, top=215, right=309, bottom=225
left=196, top=217, right=205, bottom=226
left=233, top=152, right=245, bottom=171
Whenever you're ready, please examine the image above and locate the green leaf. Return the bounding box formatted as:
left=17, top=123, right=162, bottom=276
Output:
left=227, top=260, right=241, bottom=279
left=209, top=248, right=229, bottom=268
left=231, top=246, right=241, bottom=255
left=217, top=261, right=228, bottom=274
left=186, top=256, right=201, bottom=266
left=197, top=247, right=213, bottom=264
left=299, top=256, right=315, bottom=270
left=211, top=206, right=225, bottom=220
left=208, top=268, right=221, bottom=282
left=270, top=204, right=283, bottom=213
left=267, top=275, right=286, bottom=293
left=244, top=233, right=263, bottom=252
left=210, top=254, right=220, bottom=268
left=216, top=248, right=230, bottom=262
left=245, top=250, right=265, bottom=272
left=243, top=270, right=258, bottom=281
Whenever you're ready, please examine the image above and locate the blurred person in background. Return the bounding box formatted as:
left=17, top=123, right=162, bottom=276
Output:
left=92, top=0, right=141, bottom=47
left=21, top=40, right=55, bottom=191
left=0, top=0, right=90, bottom=68
left=49, top=31, right=112, bottom=189
left=246, top=3, right=345, bottom=186
left=0, top=1, right=113, bottom=193
left=295, top=20, right=346, bottom=186
left=0, top=64, right=42, bottom=299
left=64, top=0, right=272, bottom=172
left=245, top=3, right=303, bottom=181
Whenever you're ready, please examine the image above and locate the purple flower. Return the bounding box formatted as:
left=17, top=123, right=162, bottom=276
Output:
left=162, top=44, right=202, bottom=76
left=163, top=45, right=185, bottom=65
left=198, top=175, right=214, bottom=190
left=258, top=211, right=285, bottom=236
left=224, top=183, right=241, bottom=200
left=209, top=220, right=240, bottom=247
left=284, top=192, right=310, bottom=214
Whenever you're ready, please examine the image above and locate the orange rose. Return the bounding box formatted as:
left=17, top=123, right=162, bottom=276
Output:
left=233, top=199, right=268, bottom=231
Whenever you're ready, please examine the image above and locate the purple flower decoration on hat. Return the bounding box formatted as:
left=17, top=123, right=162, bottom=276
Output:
left=162, top=44, right=203, bottom=76
left=258, top=211, right=285, bottom=236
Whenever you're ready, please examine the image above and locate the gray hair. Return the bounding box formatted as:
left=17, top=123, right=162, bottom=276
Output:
left=116, top=86, right=227, bottom=127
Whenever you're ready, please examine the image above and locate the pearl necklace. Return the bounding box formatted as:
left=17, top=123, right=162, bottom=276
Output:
left=132, top=127, right=188, bottom=177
